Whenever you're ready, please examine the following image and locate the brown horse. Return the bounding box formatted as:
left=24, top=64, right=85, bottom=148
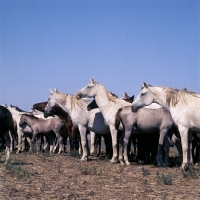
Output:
left=33, top=102, right=81, bottom=152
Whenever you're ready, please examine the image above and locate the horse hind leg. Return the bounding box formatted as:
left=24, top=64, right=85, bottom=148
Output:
left=156, top=129, right=168, bottom=167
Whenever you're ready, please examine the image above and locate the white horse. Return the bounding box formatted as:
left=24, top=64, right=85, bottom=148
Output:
left=132, top=82, right=200, bottom=169
left=76, top=78, right=132, bottom=164
left=44, top=89, right=111, bottom=162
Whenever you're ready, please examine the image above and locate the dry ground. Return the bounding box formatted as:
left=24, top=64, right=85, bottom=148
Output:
left=0, top=148, right=200, bottom=200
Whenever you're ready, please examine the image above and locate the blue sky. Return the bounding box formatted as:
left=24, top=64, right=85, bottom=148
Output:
left=0, top=0, right=199, bottom=111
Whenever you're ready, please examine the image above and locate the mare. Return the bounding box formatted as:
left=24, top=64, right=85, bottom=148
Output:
left=44, top=89, right=111, bottom=162
left=33, top=101, right=80, bottom=152
left=0, top=106, right=15, bottom=162
left=87, top=94, right=134, bottom=159
left=76, top=78, right=132, bottom=164
left=19, top=114, right=65, bottom=153
left=131, top=82, right=200, bottom=169
left=115, top=106, right=175, bottom=166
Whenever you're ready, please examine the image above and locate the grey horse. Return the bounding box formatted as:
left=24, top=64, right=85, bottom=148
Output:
left=115, top=106, right=179, bottom=166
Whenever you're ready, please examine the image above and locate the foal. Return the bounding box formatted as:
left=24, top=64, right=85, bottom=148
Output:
left=115, top=106, right=174, bottom=166
left=19, top=114, right=65, bottom=153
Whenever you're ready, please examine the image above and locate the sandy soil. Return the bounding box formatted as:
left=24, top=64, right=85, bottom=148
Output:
left=0, top=147, right=200, bottom=200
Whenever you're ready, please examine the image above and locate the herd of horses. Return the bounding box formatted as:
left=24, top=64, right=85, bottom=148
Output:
left=1, top=78, right=200, bottom=170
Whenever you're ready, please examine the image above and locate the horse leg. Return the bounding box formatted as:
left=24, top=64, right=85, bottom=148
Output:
left=110, top=126, right=119, bottom=164
left=55, top=132, right=63, bottom=154
left=156, top=129, right=167, bottom=167
left=174, top=137, right=183, bottom=163
left=90, top=131, right=96, bottom=155
left=79, top=126, right=89, bottom=161
left=4, top=131, right=11, bottom=164
left=30, top=132, right=37, bottom=152
left=163, top=135, right=170, bottom=167
left=48, top=135, right=54, bottom=154
left=178, top=126, right=189, bottom=170
left=97, top=134, right=101, bottom=157
left=36, top=135, right=42, bottom=153
left=9, top=132, right=13, bottom=153
left=53, top=138, right=58, bottom=153
left=123, top=130, right=132, bottom=165
left=17, top=131, right=23, bottom=153
left=188, top=131, right=193, bottom=166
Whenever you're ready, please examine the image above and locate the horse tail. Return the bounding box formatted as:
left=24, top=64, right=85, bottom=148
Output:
left=115, top=108, right=122, bottom=130
left=6, top=110, right=16, bottom=136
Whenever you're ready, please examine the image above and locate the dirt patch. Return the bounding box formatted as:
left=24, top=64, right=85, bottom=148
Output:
left=0, top=149, right=200, bottom=200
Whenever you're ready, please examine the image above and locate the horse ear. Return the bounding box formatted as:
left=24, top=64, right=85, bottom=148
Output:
left=90, top=78, right=95, bottom=84
left=142, top=82, right=148, bottom=89
left=49, top=88, right=53, bottom=94
left=124, top=92, right=128, bottom=97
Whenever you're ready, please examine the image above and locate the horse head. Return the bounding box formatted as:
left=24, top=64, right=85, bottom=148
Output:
left=76, top=78, right=98, bottom=99
left=44, top=89, right=60, bottom=118
left=132, top=82, right=154, bottom=112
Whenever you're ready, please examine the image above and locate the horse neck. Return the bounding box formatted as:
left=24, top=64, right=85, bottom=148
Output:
left=94, top=88, right=111, bottom=112
left=57, top=93, right=85, bottom=116
left=150, top=87, right=170, bottom=111
left=95, top=87, right=130, bottom=120
left=23, top=115, right=36, bottom=125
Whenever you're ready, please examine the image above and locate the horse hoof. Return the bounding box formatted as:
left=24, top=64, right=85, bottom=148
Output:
left=120, top=162, right=125, bottom=166
left=80, top=159, right=87, bottom=162
left=126, top=162, right=131, bottom=166
left=110, top=160, right=118, bottom=164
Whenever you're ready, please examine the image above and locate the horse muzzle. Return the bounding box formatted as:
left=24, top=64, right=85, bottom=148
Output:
left=76, top=92, right=82, bottom=100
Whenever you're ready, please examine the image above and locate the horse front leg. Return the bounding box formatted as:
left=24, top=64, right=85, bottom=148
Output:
left=178, top=126, right=189, bottom=170
left=4, top=131, right=11, bottom=164
left=123, top=130, right=132, bottom=165
left=90, top=131, right=96, bottom=155
left=17, top=130, right=23, bottom=154
left=110, top=126, right=118, bottom=164
left=56, top=133, right=64, bottom=154
left=79, top=126, right=89, bottom=162
left=30, top=132, right=38, bottom=152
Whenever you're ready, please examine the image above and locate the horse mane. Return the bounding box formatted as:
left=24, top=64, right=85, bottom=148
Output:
left=11, top=105, right=26, bottom=112
left=56, top=92, right=90, bottom=109
left=22, top=113, right=39, bottom=119
left=164, top=87, right=200, bottom=107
